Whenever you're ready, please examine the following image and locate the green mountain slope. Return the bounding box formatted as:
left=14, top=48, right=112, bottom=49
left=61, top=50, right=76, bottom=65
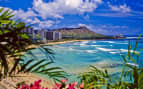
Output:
left=54, top=26, right=110, bottom=39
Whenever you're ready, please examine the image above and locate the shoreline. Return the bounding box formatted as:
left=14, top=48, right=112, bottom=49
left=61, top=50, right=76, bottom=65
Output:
left=41, top=39, right=88, bottom=45
left=27, top=39, right=89, bottom=48
left=28, top=38, right=127, bottom=48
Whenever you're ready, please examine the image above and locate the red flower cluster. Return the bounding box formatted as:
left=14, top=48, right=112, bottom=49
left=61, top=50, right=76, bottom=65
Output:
left=17, top=80, right=48, bottom=89
left=17, top=79, right=84, bottom=89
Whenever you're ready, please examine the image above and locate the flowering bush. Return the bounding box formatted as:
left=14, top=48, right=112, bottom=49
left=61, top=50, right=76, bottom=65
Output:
left=17, top=80, right=48, bottom=89
left=17, top=79, right=84, bottom=89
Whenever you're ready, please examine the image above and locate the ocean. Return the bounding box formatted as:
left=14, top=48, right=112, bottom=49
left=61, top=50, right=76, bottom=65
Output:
left=23, top=38, right=143, bottom=81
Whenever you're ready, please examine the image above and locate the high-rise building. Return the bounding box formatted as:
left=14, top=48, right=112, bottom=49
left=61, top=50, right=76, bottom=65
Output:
left=54, top=32, right=62, bottom=40
left=23, top=28, right=62, bottom=42
left=45, top=31, right=62, bottom=40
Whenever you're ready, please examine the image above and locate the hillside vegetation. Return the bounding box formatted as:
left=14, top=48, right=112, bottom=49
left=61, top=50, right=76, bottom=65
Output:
left=54, top=26, right=111, bottom=39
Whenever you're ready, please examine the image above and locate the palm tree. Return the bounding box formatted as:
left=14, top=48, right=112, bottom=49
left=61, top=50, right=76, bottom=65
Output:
left=0, top=8, right=66, bottom=81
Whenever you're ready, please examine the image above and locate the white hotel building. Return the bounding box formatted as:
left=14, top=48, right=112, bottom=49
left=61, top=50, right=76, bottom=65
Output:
left=24, top=28, right=62, bottom=42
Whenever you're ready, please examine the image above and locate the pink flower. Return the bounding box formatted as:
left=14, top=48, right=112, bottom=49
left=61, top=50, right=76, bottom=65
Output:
left=61, top=78, right=68, bottom=83
left=68, top=82, right=78, bottom=89
left=52, top=83, right=62, bottom=89
left=17, top=80, right=49, bottom=89
left=34, top=79, right=42, bottom=86
left=79, top=83, right=84, bottom=88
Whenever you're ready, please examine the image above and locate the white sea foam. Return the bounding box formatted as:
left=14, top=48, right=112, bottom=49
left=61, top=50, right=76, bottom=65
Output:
left=108, top=41, right=116, bottom=43
left=101, top=41, right=128, bottom=45
left=120, top=49, right=139, bottom=54
left=109, top=52, right=118, bottom=54
left=97, top=47, right=116, bottom=52
left=92, top=41, right=96, bottom=43
left=120, top=49, right=128, bottom=52
left=90, top=45, right=106, bottom=47
left=101, top=41, right=116, bottom=43
left=96, top=47, right=129, bottom=54
left=69, top=48, right=73, bottom=50
left=79, top=41, right=89, bottom=46
left=86, top=50, right=97, bottom=53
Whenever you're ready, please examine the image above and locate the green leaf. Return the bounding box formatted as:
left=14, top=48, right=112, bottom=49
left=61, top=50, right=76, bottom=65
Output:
left=0, top=20, right=11, bottom=24
left=121, top=54, right=127, bottom=63
left=32, top=61, right=53, bottom=72
left=130, top=57, right=137, bottom=64
left=0, top=8, right=4, bottom=13
left=25, top=59, right=45, bottom=72
left=128, top=41, right=131, bottom=59
left=138, top=71, right=143, bottom=89
left=20, top=34, right=29, bottom=39
left=18, top=59, right=33, bottom=72
left=37, top=67, right=62, bottom=73
left=120, top=64, right=125, bottom=80
left=135, top=52, right=139, bottom=62
left=133, top=34, right=142, bottom=55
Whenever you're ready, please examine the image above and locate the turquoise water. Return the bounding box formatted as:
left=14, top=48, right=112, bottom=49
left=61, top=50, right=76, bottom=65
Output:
left=24, top=39, right=143, bottom=78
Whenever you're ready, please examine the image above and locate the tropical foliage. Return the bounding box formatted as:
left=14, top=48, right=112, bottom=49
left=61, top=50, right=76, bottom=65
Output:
left=0, top=7, right=66, bottom=82
left=0, top=7, right=32, bottom=78
left=79, top=35, right=143, bottom=89
left=17, top=79, right=84, bottom=89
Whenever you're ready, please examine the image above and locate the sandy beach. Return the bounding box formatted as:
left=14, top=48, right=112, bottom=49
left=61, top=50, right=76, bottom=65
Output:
left=41, top=39, right=88, bottom=45
left=0, top=73, right=54, bottom=89
left=27, top=39, right=88, bottom=48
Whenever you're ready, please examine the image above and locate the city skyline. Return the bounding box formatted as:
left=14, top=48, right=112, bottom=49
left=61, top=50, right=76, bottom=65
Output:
left=0, top=0, right=143, bottom=35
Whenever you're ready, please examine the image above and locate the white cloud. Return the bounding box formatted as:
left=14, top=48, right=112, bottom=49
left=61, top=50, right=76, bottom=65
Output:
left=0, top=7, right=56, bottom=29
left=94, top=12, right=132, bottom=17
left=33, top=0, right=102, bottom=19
left=0, top=6, right=37, bottom=22
left=108, top=4, right=131, bottom=13
left=38, top=20, right=54, bottom=28
left=0, top=0, right=103, bottom=29
left=13, top=8, right=37, bottom=21
left=93, top=3, right=132, bottom=17
left=96, top=24, right=128, bottom=29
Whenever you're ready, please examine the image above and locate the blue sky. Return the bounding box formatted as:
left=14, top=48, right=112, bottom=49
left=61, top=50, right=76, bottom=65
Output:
left=0, top=0, right=143, bottom=35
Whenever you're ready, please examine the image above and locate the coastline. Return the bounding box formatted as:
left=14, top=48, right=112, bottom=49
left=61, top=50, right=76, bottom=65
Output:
left=27, top=39, right=88, bottom=48
left=41, top=39, right=89, bottom=45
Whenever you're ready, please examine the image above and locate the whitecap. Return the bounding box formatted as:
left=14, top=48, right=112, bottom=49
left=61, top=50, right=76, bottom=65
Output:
left=101, top=41, right=115, bottom=43
left=109, top=52, right=118, bottom=54
left=69, top=48, right=73, bottom=50
left=97, top=47, right=116, bottom=52
left=120, top=49, right=128, bottom=52
left=86, top=50, right=97, bottom=53
left=90, top=45, right=105, bottom=47
left=79, top=41, right=89, bottom=46
left=92, top=41, right=96, bottom=43
left=120, top=49, right=139, bottom=54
